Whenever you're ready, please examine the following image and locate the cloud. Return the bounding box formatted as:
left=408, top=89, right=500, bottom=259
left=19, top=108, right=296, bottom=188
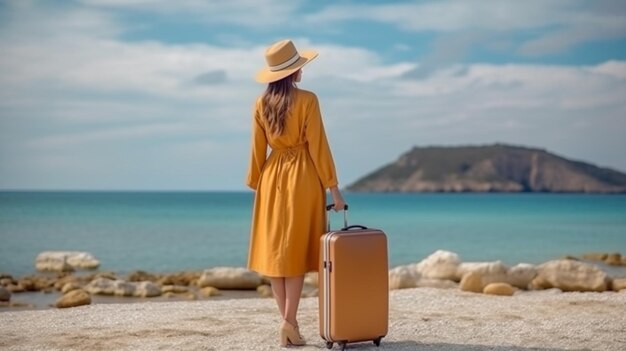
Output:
left=402, top=31, right=488, bottom=79
left=305, top=0, right=626, bottom=59
left=25, top=122, right=191, bottom=149
left=591, top=60, right=626, bottom=79
left=0, top=4, right=265, bottom=110
left=301, top=42, right=415, bottom=83
left=192, top=70, right=227, bottom=85
left=519, top=23, right=626, bottom=56
left=0, top=1, right=122, bottom=40
left=0, top=37, right=260, bottom=99
left=393, top=62, right=626, bottom=110
left=1, top=0, right=625, bottom=190
left=305, top=0, right=553, bottom=32
left=77, top=0, right=304, bottom=28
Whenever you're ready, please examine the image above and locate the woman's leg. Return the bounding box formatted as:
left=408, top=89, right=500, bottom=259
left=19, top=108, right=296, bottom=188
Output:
left=269, top=277, right=286, bottom=319
left=284, top=275, right=305, bottom=327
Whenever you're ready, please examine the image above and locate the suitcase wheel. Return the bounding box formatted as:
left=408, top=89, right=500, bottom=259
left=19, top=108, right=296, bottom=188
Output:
left=326, top=339, right=381, bottom=350
left=373, top=337, right=382, bottom=347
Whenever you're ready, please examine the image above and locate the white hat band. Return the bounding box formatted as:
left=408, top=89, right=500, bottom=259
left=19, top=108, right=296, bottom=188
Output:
left=269, top=52, right=300, bottom=71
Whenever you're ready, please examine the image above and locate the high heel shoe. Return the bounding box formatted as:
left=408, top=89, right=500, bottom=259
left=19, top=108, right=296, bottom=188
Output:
left=279, top=320, right=306, bottom=347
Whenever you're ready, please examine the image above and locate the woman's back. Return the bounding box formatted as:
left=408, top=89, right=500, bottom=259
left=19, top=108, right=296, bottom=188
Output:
left=256, top=88, right=319, bottom=150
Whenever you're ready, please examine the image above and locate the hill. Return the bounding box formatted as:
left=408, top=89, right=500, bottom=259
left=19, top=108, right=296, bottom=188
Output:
left=346, top=144, right=626, bottom=193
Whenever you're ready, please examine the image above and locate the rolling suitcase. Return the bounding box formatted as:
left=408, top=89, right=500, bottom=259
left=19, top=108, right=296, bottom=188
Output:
left=319, top=204, right=389, bottom=350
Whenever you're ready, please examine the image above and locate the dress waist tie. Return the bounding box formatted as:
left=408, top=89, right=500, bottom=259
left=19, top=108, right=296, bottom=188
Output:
left=273, top=143, right=307, bottom=193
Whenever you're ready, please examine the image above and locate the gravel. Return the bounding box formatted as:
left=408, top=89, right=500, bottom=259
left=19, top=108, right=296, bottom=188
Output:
left=1, top=288, right=625, bottom=351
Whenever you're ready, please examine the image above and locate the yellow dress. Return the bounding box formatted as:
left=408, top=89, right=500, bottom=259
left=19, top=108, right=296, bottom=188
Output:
left=246, top=89, right=338, bottom=277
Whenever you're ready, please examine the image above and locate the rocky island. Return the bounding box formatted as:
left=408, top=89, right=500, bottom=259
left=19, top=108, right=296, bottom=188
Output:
left=347, top=143, right=626, bottom=193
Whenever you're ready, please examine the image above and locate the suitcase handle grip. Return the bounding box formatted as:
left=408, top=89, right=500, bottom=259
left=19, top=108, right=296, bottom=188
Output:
left=326, top=204, right=349, bottom=211
left=341, top=225, right=368, bottom=231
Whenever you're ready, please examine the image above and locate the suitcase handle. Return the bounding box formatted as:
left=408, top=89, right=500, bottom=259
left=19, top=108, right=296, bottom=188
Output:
left=341, top=225, right=368, bottom=231
left=326, top=203, right=348, bottom=231
left=325, top=204, right=349, bottom=211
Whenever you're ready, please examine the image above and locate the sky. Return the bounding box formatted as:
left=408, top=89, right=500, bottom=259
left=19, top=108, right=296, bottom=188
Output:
left=1, top=0, right=625, bottom=191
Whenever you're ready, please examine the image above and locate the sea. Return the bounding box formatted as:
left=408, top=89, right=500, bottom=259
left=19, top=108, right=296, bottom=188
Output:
left=1, top=191, right=626, bottom=278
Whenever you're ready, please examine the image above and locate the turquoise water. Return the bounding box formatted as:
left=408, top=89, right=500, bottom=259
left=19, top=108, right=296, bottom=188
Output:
left=1, top=191, right=625, bottom=277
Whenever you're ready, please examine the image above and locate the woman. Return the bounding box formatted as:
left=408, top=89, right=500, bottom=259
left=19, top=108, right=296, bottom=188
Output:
left=246, top=39, right=346, bottom=347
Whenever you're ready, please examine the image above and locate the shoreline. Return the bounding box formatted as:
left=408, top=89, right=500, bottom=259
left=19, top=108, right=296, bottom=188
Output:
left=2, top=288, right=625, bottom=351
left=2, top=250, right=626, bottom=311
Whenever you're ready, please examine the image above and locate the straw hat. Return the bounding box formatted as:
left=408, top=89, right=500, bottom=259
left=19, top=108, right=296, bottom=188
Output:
left=255, top=39, right=318, bottom=83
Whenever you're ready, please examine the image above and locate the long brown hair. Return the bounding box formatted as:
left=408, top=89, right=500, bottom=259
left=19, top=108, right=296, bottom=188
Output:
left=261, top=70, right=298, bottom=136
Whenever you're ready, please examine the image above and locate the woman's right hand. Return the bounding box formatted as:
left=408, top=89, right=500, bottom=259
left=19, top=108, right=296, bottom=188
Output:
left=329, top=186, right=346, bottom=212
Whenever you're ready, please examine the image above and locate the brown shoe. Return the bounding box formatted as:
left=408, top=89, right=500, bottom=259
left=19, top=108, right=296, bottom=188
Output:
left=279, top=320, right=306, bottom=347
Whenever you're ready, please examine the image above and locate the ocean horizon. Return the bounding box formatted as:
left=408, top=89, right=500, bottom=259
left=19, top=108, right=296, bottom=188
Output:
left=1, top=190, right=625, bottom=278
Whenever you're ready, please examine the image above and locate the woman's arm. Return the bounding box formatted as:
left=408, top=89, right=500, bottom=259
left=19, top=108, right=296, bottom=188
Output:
left=246, top=102, right=267, bottom=190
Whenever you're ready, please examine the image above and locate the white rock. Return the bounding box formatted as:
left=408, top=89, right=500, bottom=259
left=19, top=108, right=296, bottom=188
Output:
left=483, top=282, right=515, bottom=296
left=256, top=285, right=273, bottom=298
left=389, top=265, right=420, bottom=290
left=113, top=280, right=136, bottom=297
left=197, top=267, right=262, bottom=289
left=200, top=287, right=221, bottom=297
left=35, top=252, right=74, bottom=272
left=84, top=278, right=116, bottom=296
left=456, top=261, right=508, bottom=280
left=304, top=272, right=318, bottom=287
left=532, top=260, right=608, bottom=292
left=456, top=261, right=537, bottom=289
left=35, top=251, right=99, bottom=272
left=0, top=286, right=10, bottom=302
left=56, top=289, right=91, bottom=308
left=85, top=278, right=161, bottom=297
left=416, top=250, right=461, bottom=281
left=507, top=263, right=537, bottom=289
left=459, top=271, right=484, bottom=293
left=61, top=282, right=82, bottom=294
left=613, top=278, right=626, bottom=291
left=86, top=278, right=131, bottom=296
left=65, top=252, right=100, bottom=269
left=134, top=281, right=161, bottom=297
left=459, top=261, right=509, bottom=286
left=161, top=285, right=189, bottom=294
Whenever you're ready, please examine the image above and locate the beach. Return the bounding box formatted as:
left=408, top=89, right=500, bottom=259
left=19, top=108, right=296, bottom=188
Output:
left=1, top=287, right=625, bottom=350
left=3, top=249, right=626, bottom=350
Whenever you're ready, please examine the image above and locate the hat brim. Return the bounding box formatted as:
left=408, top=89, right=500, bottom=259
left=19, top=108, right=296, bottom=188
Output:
left=255, top=50, right=318, bottom=83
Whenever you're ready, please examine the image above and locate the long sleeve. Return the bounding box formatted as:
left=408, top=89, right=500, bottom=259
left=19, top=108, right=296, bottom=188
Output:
left=305, top=94, right=338, bottom=189
left=246, top=101, right=267, bottom=190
